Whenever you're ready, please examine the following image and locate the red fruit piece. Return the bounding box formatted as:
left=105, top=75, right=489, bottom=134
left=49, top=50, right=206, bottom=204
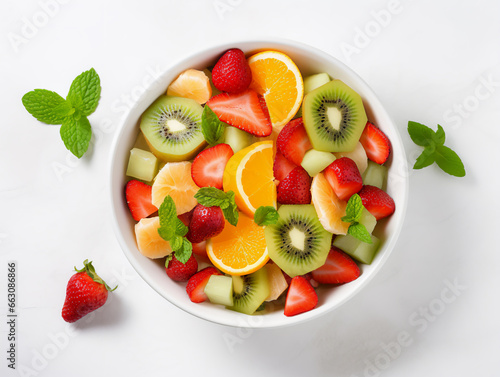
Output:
left=273, top=151, right=298, bottom=183
left=311, top=247, right=361, bottom=285
left=324, top=157, right=363, bottom=201
left=165, top=253, right=198, bottom=282
left=186, top=204, right=225, bottom=244
left=186, top=267, right=222, bottom=303
left=191, top=143, right=234, bottom=189
left=359, top=122, right=391, bottom=164
left=277, top=166, right=311, bottom=205
left=191, top=241, right=207, bottom=258
left=125, top=180, right=158, bottom=221
left=283, top=272, right=313, bottom=286
left=358, top=185, right=395, bottom=220
left=284, top=276, right=318, bottom=317
left=212, top=48, right=252, bottom=93
left=62, top=260, right=116, bottom=323
left=276, top=118, right=312, bottom=165
left=177, top=208, right=194, bottom=227
left=207, top=90, right=272, bottom=137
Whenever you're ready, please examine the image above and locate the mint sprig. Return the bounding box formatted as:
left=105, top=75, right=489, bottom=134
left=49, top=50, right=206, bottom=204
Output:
left=254, top=206, right=279, bottom=226
left=194, top=187, right=239, bottom=226
left=408, top=121, right=465, bottom=177
left=157, top=195, right=192, bottom=264
left=201, top=105, right=226, bottom=146
left=341, top=194, right=372, bottom=244
left=22, top=68, right=101, bottom=158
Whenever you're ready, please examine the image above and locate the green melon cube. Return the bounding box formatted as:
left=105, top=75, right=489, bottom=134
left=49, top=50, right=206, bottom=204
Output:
left=301, top=149, right=336, bottom=176
left=304, top=73, right=331, bottom=94
left=204, top=275, right=234, bottom=307
left=333, top=234, right=381, bottom=264
left=362, top=160, right=388, bottom=190
left=359, top=208, right=377, bottom=234
left=126, top=148, right=158, bottom=182
left=224, top=126, right=254, bottom=153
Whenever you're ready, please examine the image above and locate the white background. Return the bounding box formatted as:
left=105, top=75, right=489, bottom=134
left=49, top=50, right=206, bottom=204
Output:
left=1, top=0, right=499, bottom=376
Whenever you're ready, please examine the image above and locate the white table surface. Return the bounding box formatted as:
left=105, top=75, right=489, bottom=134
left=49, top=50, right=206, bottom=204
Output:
left=1, top=0, right=499, bottom=376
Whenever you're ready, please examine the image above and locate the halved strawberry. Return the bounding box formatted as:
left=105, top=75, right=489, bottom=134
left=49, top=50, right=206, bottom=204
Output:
left=186, top=267, right=222, bottom=303
left=273, top=151, right=298, bottom=183
left=284, top=276, right=318, bottom=317
left=125, top=180, right=158, bottom=221
left=206, top=90, right=272, bottom=137
left=191, top=143, right=234, bottom=189
left=276, top=118, right=312, bottom=165
left=359, top=122, right=391, bottom=164
left=311, top=247, right=361, bottom=284
left=358, top=185, right=395, bottom=220
left=324, top=157, right=363, bottom=201
left=277, top=166, right=311, bottom=205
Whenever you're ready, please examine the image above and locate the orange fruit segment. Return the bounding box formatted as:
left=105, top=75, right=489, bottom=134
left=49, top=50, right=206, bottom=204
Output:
left=248, top=51, right=304, bottom=131
left=166, top=69, right=212, bottom=104
left=223, top=141, right=276, bottom=217
left=135, top=217, right=173, bottom=259
left=310, top=172, right=350, bottom=235
left=206, top=212, right=269, bottom=275
left=151, top=161, right=199, bottom=214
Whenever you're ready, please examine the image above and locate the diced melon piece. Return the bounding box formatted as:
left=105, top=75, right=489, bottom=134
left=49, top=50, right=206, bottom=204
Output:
left=126, top=148, right=158, bottom=181
left=362, top=160, right=388, bottom=190
left=359, top=208, right=377, bottom=234
left=301, top=149, right=336, bottom=177
left=304, top=73, right=331, bottom=94
left=265, top=263, right=288, bottom=301
left=204, top=275, right=234, bottom=306
left=334, top=142, right=368, bottom=174
left=333, top=234, right=380, bottom=264
left=224, top=126, right=254, bottom=153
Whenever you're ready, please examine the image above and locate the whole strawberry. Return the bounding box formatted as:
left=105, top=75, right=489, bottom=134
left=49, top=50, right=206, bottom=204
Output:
left=212, top=48, right=252, bottom=93
left=165, top=253, right=198, bottom=282
left=186, top=204, right=225, bottom=243
left=62, top=260, right=116, bottom=323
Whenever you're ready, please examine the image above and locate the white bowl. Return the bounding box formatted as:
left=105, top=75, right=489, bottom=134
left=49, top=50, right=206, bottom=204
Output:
left=109, top=39, right=408, bottom=328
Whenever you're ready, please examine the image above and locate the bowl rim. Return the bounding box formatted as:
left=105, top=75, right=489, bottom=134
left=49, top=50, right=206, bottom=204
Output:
left=108, top=37, right=409, bottom=328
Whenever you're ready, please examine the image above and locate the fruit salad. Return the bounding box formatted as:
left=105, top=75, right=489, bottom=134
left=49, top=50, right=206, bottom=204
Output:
left=124, top=48, right=396, bottom=317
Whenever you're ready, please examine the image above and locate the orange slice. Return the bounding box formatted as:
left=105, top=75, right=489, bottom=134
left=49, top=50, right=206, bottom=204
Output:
left=206, top=212, right=268, bottom=275
left=222, top=141, right=276, bottom=217
left=151, top=161, right=199, bottom=214
left=135, top=217, right=172, bottom=259
left=166, top=69, right=212, bottom=104
left=248, top=51, right=304, bottom=131
left=310, top=172, right=349, bottom=235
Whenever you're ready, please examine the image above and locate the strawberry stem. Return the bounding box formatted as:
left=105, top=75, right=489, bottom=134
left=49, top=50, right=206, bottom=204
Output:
left=74, top=260, right=117, bottom=292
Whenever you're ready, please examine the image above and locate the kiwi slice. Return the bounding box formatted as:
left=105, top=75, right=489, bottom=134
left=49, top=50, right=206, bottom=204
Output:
left=228, top=268, right=269, bottom=315
left=302, top=80, right=367, bottom=153
left=264, top=205, right=332, bottom=277
left=140, top=95, right=206, bottom=162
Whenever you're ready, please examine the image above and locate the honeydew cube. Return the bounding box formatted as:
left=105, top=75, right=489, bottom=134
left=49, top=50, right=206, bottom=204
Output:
left=304, top=73, right=331, bottom=94
left=359, top=208, right=377, bottom=234
left=333, top=234, right=381, bottom=265
left=362, top=160, right=388, bottom=190
left=204, top=275, right=234, bottom=307
left=301, top=149, right=336, bottom=177
left=224, top=126, right=254, bottom=153
left=126, top=148, right=158, bottom=182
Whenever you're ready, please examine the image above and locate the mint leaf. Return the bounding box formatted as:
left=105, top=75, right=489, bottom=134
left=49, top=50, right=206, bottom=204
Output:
left=174, top=239, right=193, bottom=264
left=67, top=68, right=101, bottom=116
left=22, top=89, right=73, bottom=125
left=254, top=206, right=279, bottom=226
left=433, top=124, right=446, bottom=145
left=408, top=121, right=465, bottom=177
left=222, top=205, right=239, bottom=227
left=413, top=147, right=435, bottom=170
left=201, top=105, right=225, bottom=145
left=195, top=187, right=229, bottom=207
left=175, top=218, right=188, bottom=237
left=170, top=235, right=183, bottom=251
left=407, top=121, right=435, bottom=147
left=434, top=145, right=466, bottom=177
left=158, top=196, right=176, bottom=228
left=341, top=194, right=364, bottom=223
left=348, top=223, right=373, bottom=244
left=60, top=115, right=92, bottom=158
